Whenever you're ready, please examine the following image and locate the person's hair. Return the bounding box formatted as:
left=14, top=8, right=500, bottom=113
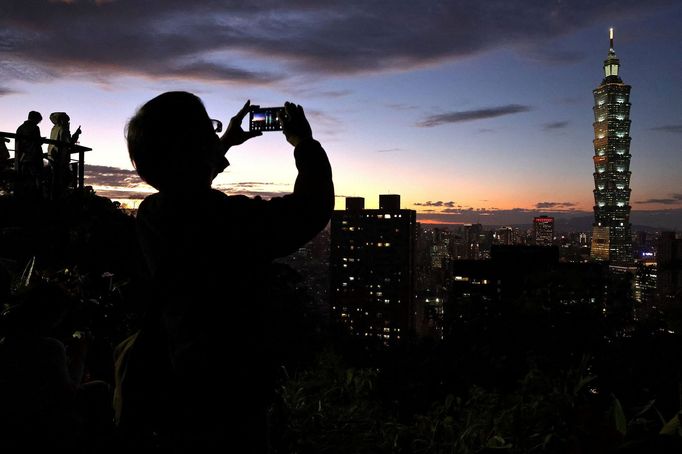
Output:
left=28, top=111, right=42, bottom=122
left=126, top=91, right=217, bottom=191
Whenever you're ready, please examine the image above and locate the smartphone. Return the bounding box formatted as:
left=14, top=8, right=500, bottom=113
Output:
left=249, top=106, right=285, bottom=132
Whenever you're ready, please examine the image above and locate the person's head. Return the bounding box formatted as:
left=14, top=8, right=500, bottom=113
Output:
left=126, top=91, right=221, bottom=192
left=28, top=111, right=42, bottom=124
left=49, top=112, right=70, bottom=127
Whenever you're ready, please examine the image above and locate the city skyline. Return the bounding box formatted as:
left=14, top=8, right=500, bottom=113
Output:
left=1, top=1, right=681, bottom=227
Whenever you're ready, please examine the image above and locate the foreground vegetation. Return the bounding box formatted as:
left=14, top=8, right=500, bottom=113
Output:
left=1, top=190, right=682, bottom=453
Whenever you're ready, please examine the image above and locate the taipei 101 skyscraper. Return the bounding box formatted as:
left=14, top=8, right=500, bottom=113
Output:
left=590, top=28, right=634, bottom=267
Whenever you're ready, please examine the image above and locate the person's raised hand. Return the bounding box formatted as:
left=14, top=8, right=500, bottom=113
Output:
left=282, top=102, right=313, bottom=148
left=220, top=100, right=262, bottom=150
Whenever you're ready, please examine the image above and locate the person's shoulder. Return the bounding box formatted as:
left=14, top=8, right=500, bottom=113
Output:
left=16, top=121, right=29, bottom=133
left=138, top=193, right=156, bottom=207
left=139, top=192, right=160, bottom=205
left=214, top=190, right=266, bottom=206
left=137, top=192, right=162, bottom=216
left=209, top=189, right=246, bottom=203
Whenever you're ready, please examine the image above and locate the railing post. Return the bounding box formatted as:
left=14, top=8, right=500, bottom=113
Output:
left=78, top=147, right=85, bottom=189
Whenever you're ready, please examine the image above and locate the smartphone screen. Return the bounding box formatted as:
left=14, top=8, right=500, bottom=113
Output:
left=249, top=107, right=284, bottom=132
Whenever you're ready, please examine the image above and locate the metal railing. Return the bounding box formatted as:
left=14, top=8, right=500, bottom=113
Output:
left=0, top=131, right=92, bottom=189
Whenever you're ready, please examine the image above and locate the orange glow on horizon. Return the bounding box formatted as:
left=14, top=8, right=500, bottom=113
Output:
left=418, top=219, right=467, bottom=225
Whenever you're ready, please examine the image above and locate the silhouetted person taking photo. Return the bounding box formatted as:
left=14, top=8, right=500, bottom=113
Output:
left=0, top=139, right=11, bottom=193
left=48, top=112, right=81, bottom=199
left=115, top=91, right=334, bottom=451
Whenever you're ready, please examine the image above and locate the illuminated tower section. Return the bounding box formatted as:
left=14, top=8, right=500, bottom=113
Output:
left=590, top=28, right=634, bottom=267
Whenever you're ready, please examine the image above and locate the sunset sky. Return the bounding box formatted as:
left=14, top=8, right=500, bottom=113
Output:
left=1, top=1, right=681, bottom=226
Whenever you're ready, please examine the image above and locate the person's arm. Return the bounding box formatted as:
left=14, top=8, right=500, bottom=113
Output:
left=71, top=126, right=82, bottom=144
left=231, top=102, right=334, bottom=259
left=208, top=100, right=262, bottom=180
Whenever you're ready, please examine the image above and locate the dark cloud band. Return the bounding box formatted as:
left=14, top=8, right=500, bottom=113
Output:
left=651, top=125, right=682, bottom=134
left=0, top=1, right=674, bottom=84
left=543, top=121, right=569, bottom=130
left=636, top=194, right=682, bottom=205
left=416, top=105, right=532, bottom=127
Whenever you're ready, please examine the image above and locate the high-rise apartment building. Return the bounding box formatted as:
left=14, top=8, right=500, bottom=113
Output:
left=533, top=216, right=554, bottom=246
left=330, top=195, right=417, bottom=345
left=590, top=28, right=634, bottom=267
left=657, top=232, right=682, bottom=305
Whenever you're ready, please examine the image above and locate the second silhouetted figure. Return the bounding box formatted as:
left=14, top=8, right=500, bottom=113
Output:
left=47, top=112, right=81, bottom=199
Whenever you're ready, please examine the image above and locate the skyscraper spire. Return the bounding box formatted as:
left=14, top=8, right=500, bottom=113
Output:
left=603, top=27, right=621, bottom=81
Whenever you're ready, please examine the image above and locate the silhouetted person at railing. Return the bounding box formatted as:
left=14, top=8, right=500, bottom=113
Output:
left=0, top=283, right=114, bottom=452
left=0, top=138, right=10, bottom=193
left=48, top=112, right=81, bottom=199
left=15, top=111, right=44, bottom=197
left=0, top=138, right=9, bottom=170
left=114, top=91, right=334, bottom=451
